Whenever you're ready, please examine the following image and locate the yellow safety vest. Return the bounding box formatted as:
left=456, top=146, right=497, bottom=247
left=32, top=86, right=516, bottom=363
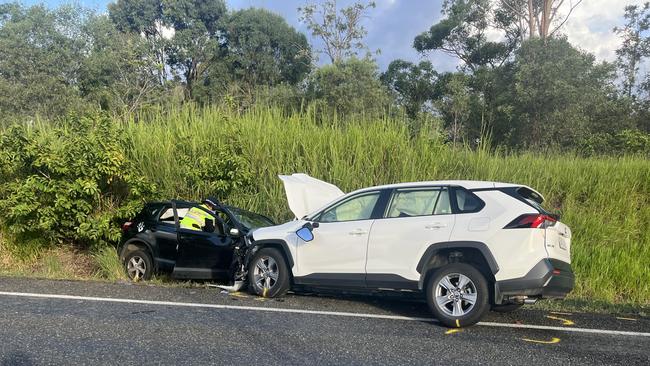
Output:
left=180, top=205, right=215, bottom=231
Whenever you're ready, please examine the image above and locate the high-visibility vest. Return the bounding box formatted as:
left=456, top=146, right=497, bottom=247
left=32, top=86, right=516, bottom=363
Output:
left=180, top=205, right=215, bottom=231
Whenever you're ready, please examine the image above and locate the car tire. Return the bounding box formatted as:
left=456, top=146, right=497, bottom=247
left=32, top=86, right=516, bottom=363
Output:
left=124, top=249, right=153, bottom=282
left=491, top=303, right=524, bottom=313
left=248, top=248, right=290, bottom=298
left=425, top=263, right=489, bottom=328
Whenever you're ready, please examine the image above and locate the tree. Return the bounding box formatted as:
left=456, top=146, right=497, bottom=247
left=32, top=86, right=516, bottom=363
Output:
left=498, top=0, right=583, bottom=40
left=508, top=37, right=625, bottom=148
left=164, top=0, right=227, bottom=98
left=614, top=2, right=650, bottom=98
left=298, top=0, right=375, bottom=63
left=381, top=60, right=438, bottom=118
left=414, top=0, right=512, bottom=71
left=0, top=3, right=85, bottom=122
left=435, top=73, right=471, bottom=145
left=108, top=0, right=168, bottom=85
left=223, top=8, right=311, bottom=89
left=79, top=14, right=163, bottom=116
left=306, top=58, right=389, bottom=117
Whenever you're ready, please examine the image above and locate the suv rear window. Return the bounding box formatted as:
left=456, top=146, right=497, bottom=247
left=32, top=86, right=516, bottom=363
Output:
left=452, top=187, right=485, bottom=213
left=516, top=187, right=550, bottom=214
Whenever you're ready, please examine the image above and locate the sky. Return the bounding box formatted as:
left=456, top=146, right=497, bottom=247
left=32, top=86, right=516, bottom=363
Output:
left=6, top=0, right=647, bottom=72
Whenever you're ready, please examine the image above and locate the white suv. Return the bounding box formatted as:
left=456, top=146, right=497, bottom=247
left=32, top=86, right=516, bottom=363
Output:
left=245, top=174, right=574, bottom=327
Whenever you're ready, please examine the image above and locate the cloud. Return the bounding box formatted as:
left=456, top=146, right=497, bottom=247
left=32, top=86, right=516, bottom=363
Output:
left=563, top=0, right=645, bottom=61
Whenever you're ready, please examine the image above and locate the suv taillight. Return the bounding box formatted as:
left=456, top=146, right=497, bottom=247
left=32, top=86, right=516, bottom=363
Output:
left=121, top=221, right=133, bottom=232
left=504, top=214, right=557, bottom=229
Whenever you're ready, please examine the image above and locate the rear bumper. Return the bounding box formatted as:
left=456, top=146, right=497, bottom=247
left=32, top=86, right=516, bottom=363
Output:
left=495, top=258, right=574, bottom=303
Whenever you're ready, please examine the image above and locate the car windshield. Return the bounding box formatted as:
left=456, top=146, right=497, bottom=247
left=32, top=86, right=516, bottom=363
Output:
left=227, top=207, right=275, bottom=230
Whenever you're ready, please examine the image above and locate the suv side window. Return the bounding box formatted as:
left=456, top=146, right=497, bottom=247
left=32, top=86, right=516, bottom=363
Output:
left=318, top=192, right=381, bottom=223
left=452, top=187, right=485, bottom=213
left=386, top=188, right=443, bottom=218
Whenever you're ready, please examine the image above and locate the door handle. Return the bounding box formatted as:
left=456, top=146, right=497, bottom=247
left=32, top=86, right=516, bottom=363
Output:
left=348, top=229, right=368, bottom=236
left=425, top=223, right=447, bottom=229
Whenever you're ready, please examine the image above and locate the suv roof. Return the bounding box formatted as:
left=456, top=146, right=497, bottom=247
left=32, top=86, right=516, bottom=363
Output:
left=359, top=180, right=521, bottom=191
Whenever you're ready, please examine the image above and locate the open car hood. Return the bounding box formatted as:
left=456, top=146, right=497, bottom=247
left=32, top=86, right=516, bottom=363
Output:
left=279, top=174, right=345, bottom=219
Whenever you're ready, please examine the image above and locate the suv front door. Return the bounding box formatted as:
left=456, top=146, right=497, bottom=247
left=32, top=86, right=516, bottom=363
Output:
left=366, top=187, right=455, bottom=288
left=295, top=191, right=384, bottom=287
left=171, top=203, right=235, bottom=279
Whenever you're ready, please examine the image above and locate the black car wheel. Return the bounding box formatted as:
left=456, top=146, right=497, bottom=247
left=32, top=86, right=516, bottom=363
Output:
left=124, top=250, right=153, bottom=282
left=248, top=248, right=289, bottom=298
left=425, top=263, right=489, bottom=328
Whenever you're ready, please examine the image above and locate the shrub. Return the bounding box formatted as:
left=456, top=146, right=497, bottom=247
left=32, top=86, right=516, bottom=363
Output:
left=0, top=114, right=155, bottom=245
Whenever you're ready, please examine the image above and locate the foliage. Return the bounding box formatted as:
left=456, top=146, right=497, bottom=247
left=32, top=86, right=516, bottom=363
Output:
left=164, top=0, right=227, bottom=97
left=79, top=14, right=165, bottom=115
left=305, top=57, right=390, bottom=118
left=0, top=115, right=155, bottom=245
left=223, top=8, right=311, bottom=89
left=108, top=0, right=168, bottom=85
left=507, top=37, right=627, bottom=148
left=298, top=0, right=376, bottom=63
left=414, top=0, right=512, bottom=71
left=381, top=60, right=438, bottom=118
left=614, top=2, right=650, bottom=98
left=0, top=3, right=86, bottom=122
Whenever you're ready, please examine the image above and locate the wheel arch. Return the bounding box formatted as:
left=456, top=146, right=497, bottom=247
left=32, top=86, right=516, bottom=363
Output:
left=119, top=239, right=156, bottom=268
left=417, top=241, right=499, bottom=291
left=249, top=239, right=295, bottom=277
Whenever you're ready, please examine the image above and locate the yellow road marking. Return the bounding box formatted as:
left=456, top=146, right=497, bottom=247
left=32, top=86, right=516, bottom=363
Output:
left=522, top=337, right=561, bottom=344
left=616, top=317, right=637, bottom=321
left=229, top=292, right=249, bottom=298
left=456, top=319, right=460, bottom=328
left=546, top=315, right=574, bottom=326
left=445, top=328, right=462, bottom=335
left=263, top=287, right=268, bottom=298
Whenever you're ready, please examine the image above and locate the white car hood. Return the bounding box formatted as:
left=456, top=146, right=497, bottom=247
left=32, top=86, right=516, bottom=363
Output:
left=279, top=173, right=345, bottom=219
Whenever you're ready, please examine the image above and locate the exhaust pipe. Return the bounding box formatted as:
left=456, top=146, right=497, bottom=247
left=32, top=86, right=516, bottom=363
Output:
left=524, top=298, right=537, bottom=305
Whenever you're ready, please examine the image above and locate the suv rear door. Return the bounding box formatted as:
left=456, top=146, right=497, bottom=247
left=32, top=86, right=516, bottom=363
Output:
left=516, top=188, right=572, bottom=263
left=365, top=187, right=455, bottom=288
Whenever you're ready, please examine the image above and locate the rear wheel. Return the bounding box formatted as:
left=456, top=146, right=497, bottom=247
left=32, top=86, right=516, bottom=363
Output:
left=248, top=248, right=290, bottom=298
left=425, top=263, right=489, bottom=327
left=124, top=250, right=153, bottom=282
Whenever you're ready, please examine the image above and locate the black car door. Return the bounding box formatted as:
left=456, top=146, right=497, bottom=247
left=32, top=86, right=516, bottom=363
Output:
left=171, top=202, right=235, bottom=279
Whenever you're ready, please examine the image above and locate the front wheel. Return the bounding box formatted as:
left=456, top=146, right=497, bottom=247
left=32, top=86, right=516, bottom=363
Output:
left=248, top=248, right=290, bottom=298
left=425, top=263, right=489, bottom=327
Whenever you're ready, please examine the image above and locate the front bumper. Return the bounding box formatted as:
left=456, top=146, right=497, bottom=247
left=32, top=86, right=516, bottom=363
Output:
left=495, top=258, right=574, bottom=303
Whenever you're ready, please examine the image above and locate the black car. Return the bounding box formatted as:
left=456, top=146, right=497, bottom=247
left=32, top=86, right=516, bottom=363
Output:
left=118, top=200, right=275, bottom=281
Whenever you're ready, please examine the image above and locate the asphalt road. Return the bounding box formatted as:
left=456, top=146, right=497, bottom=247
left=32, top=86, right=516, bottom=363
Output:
left=0, top=277, right=648, bottom=365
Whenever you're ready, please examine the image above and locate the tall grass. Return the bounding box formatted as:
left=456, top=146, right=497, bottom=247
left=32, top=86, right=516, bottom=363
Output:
left=122, top=105, right=649, bottom=305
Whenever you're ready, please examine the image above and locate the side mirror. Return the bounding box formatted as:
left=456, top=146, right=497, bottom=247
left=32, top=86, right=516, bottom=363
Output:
left=229, top=227, right=241, bottom=237
left=296, top=227, right=314, bottom=242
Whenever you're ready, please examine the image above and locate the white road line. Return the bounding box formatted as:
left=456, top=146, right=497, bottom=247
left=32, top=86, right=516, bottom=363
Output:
left=1, top=291, right=648, bottom=338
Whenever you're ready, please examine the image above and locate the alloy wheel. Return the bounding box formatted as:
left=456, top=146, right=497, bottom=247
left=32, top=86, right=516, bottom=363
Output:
left=127, top=256, right=147, bottom=281
left=434, top=273, right=478, bottom=317
left=253, top=255, right=279, bottom=291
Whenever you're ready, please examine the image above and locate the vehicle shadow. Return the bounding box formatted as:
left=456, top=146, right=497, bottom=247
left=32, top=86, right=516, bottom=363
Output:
left=288, top=289, right=446, bottom=327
